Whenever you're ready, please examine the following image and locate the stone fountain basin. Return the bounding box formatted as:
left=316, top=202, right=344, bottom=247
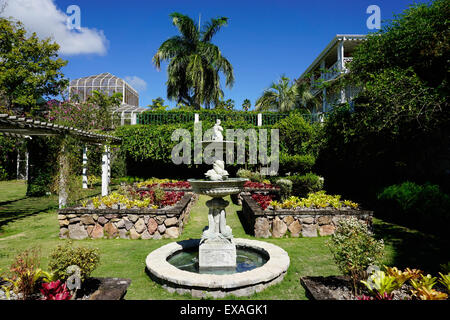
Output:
left=187, top=178, right=248, bottom=198
left=145, top=238, right=290, bottom=298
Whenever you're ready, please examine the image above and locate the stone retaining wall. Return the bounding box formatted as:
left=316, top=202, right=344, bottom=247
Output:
left=241, top=195, right=373, bottom=238
left=58, top=193, right=198, bottom=240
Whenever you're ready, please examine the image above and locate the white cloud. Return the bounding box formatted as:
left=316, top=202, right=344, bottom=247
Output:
left=1, top=0, right=108, bottom=55
left=124, top=76, right=147, bottom=92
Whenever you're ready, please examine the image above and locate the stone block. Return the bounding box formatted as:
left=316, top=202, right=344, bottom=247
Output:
left=164, top=227, right=179, bottom=238
left=147, top=218, right=158, bottom=234
left=254, top=217, right=271, bottom=238
left=199, top=242, right=236, bottom=269
left=302, top=224, right=318, bottom=237
left=104, top=222, right=118, bottom=238
left=319, top=224, right=335, bottom=236
left=135, top=218, right=146, bottom=234
left=81, top=214, right=95, bottom=225
left=164, top=217, right=178, bottom=227
left=288, top=220, right=302, bottom=237
left=68, top=224, right=88, bottom=240
left=272, top=217, right=287, bottom=238
left=317, top=216, right=332, bottom=226
left=90, top=223, right=104, bottom=239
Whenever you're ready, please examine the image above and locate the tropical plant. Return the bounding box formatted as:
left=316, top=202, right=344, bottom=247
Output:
left=40, top=280, right=72, bottom=300
left=360, top=270, right=400, bottom=299
left=439, top=272, right=450, bottom=294
left=255, top=76, right=316, bottom=112
left=242, top=99, right=251, bottom=111
left=153, top=12, right=234, bottom=109
left=8, top=247, right=54, bottom=300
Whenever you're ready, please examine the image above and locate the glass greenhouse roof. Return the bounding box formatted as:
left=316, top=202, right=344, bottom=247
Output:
left=69, top=72, right=139, bottom=107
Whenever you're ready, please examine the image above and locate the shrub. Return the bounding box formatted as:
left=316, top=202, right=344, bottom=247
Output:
left=273, top=112, right=315, bottom=156
left=275, top=178, right=293, bottom=200
left=326, top=217, right=385, bottom=294
left=377, top=181, right=450, bottom=233
left=279, top=153, right=315, bottom=175
left=286, top=173, right=323, bottom=196
left=48, top=243, right=100, bottom=283
left=236, top=168, right=263, bottom=182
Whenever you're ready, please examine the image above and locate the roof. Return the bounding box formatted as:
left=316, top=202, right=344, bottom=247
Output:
left=112, top=103, right=149, bottom=114
left=0, top=114, right=121, bottom=145
left=69, top=72, right=138, bottom=96
left=299, top=34, right=366, bottom=79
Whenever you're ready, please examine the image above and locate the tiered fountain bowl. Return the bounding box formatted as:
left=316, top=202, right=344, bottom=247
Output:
left=145, top=122, right=289, bottom=298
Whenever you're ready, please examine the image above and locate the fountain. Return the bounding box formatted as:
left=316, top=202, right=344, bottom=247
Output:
left=146, top=120, right=289, bottom=298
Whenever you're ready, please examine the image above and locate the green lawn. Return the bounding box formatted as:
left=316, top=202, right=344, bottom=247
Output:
left=0, top=180, right=448, bottom=300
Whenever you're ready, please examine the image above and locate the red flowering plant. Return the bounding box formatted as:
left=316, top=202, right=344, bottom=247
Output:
left=244, top=181, right=278, bottom=190
left=40, top=280, right=72, bottom=300
left=251, top=194, right=274, bottom=210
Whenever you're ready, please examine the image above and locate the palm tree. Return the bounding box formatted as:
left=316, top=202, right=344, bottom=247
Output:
left=255, top=76, right=317, bottom=112
left=153, top=13, right=234, bottom=109
left=242, top=99, right=251, bottom=111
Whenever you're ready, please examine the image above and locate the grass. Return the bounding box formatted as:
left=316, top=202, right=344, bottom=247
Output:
left=0, top=180, right=448, bottom=299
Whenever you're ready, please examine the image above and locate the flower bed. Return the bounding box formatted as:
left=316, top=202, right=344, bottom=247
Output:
left=301, top=267, right=449, bottom=300
left=58, top=191, right=197, bottom=240
left=240, top=192, right=372, bottom=238
left=230, top=181, right=280, bottom=205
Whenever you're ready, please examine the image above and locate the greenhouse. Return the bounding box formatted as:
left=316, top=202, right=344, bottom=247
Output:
left=69, top=72, right=139, bottom=107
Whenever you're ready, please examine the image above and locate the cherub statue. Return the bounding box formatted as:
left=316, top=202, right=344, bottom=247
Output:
left=205, top=159, right=229, bottom=181
left=212, top=119, right=223, bottom=142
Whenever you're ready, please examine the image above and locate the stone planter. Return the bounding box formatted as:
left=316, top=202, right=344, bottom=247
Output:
left=300, top=276, right=354, bottom=300
left=241, top=195, right=373, bottom=238
left=85, top=277, right=132, bottom=300
left=58, top=193, right=198, bottom=240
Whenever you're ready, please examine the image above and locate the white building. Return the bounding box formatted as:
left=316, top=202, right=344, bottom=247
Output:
left=299, top=34, right=366, bottom=119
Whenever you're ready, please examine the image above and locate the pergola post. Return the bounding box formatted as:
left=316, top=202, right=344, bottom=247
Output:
left=101, top=144, right=110, bottom=197
left=59, top=141, right=68, bottom=209
left=257, top=113, right=263, bottom=127
left=82, top=145, right=88, bottom=189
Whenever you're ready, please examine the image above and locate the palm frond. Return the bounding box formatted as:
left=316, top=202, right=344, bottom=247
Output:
left=201, top=17, right=228, bottom=43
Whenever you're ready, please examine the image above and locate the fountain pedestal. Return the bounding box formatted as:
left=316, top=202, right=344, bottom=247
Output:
left=199, top=197, right=236, bottom=270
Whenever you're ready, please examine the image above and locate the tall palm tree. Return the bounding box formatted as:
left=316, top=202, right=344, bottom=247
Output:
left=255, top=76, right=317, bottom=112
left=153, top=13, right=234, bottom=109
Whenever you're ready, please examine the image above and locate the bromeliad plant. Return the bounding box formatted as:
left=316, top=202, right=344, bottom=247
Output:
left=359, top=267, right=449, bottom=300
left=266, top=191, right=359, bottom=210
left=40, top=280, right=72, bottom=300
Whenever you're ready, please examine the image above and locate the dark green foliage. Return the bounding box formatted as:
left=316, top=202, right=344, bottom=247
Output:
left=316, top=1, right=450, bottom=207
left=26, top=136, right=60, bottom=196
left=273, top=112, right=316, bottom=156
left=0, top=136, right=17, bottom=180
left=285, top=173, right=323, bottom=197
left=377, top=181, right=450, bottom=235
left=0, top=18, right=67, bottom=112
left=48, top=243, right=100, bottom=282
left=279, top=153, right=315, bottom=175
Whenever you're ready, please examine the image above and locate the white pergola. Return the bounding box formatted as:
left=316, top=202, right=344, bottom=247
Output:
left=0, top=114, right=121, bottom=208
left=112, top=103, right=148, bottom=126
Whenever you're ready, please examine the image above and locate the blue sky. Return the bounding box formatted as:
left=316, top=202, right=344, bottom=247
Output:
left=49, top=0, right=421, bottom=109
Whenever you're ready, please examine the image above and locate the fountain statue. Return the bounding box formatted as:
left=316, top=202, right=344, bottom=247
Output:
left=188, top=119, right=247, bottom=270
